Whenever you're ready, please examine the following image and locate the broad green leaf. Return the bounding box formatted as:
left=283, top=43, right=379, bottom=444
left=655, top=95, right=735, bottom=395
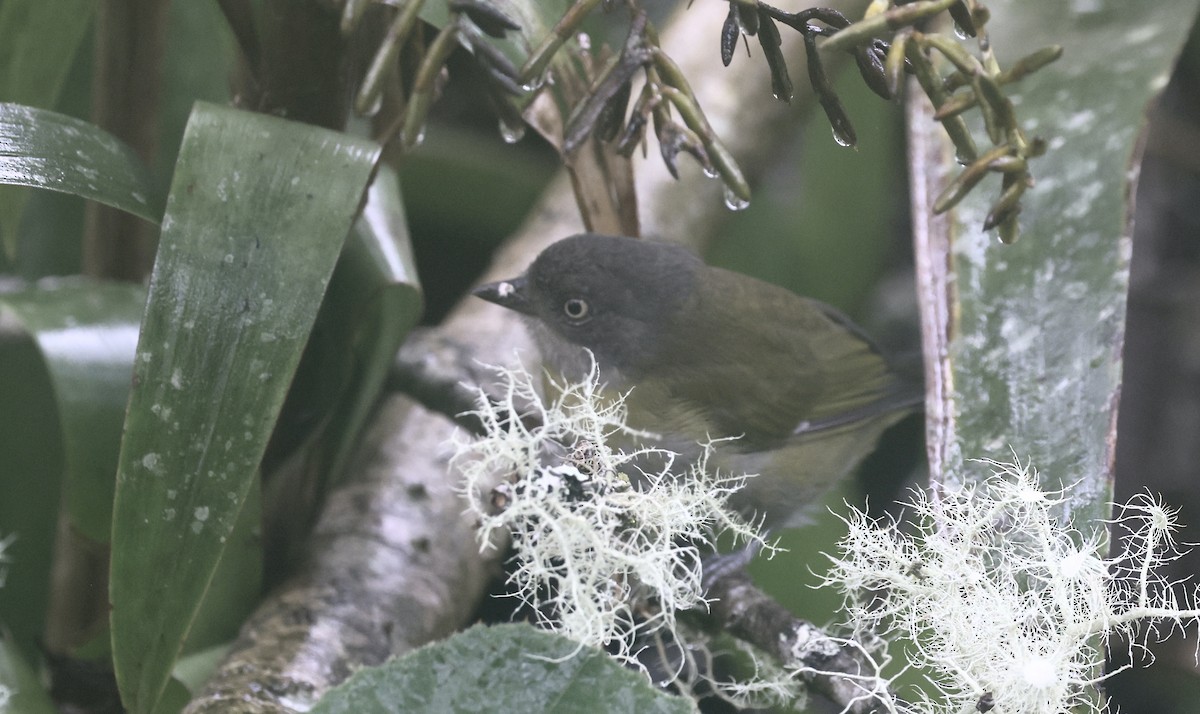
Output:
left=0, top=278, right=257, bottom=665
left=310, top=623, right=691, bottom=714
left=0, top=104, right=162, bottom=255
left=263, top=164, right=422, bottom=560
left=0, top=0, right=95, bottom=257
left=181, top=474, right=262, bottom=656
left=913, top=3, right=1200, bottom=509
left=152, top=679, right=193, bottom=714
left=0, top=634, right=57, bottom=714
left=1, top=282, right=144, bottom=541
left=109, top=102, right=381, bottom=714
left=0, top=280, right=144, bottom=657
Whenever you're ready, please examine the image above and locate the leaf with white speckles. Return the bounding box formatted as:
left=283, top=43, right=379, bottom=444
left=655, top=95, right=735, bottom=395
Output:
left=911, top=3, right=1198, bottom=516
left=109, top=102, right=381, bottom=714
left=0, top=103, right=161, bottom=257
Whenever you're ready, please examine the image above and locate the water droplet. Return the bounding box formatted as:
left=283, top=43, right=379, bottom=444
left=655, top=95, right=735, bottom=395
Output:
left=702, top=166, right=719, bottom=179
left=722, top=185, right=750, bottom=212
left=576, top=32, right=591, bottom=51
left=499, top=119, right=526, bottom=144
left=832, top=127, right=853, bottom=148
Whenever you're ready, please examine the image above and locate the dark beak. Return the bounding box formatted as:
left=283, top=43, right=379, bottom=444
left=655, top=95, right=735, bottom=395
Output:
left=472, top=276, right=535, bottom=316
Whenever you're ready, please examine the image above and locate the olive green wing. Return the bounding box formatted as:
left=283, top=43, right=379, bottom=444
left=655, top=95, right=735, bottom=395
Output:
left=652, top=266, right=905, bottom=445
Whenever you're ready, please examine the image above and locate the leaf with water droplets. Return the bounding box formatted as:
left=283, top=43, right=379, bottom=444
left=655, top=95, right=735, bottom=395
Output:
left=109, top=102, right=381, bottom=714
left=910, top=0, right=1199, bottom=524
left=0, top=103, right=162, bottom=257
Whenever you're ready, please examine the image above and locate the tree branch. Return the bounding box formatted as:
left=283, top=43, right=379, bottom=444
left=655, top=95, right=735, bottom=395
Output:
left=706, top=569, right=895, bottom=714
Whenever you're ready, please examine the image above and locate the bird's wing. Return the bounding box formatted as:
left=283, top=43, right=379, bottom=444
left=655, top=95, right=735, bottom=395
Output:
left=652, top=267, right=908, bottom=445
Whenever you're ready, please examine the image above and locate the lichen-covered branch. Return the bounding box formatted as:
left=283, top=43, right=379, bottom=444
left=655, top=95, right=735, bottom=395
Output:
left=706, top=569, right=896, bottom=714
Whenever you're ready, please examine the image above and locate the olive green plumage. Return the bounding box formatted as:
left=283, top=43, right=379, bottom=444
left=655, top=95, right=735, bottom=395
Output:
left=475, top=233, right=917, bottom=531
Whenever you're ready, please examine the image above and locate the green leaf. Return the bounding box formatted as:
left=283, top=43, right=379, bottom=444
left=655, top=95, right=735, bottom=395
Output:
left=311, top=624, right=691, bottom=714
left=109, top=102, right=381, bottom=714
left=0, top=633, right=58, bottom=714
left=0, top=280, right=145, bottom=657
left=0, top=277, right=257, bottom=664
left=913, top=4, right=1200, bottom=512
left=1, top=282, right=145, bottom=541
left=181, top=474, right=263, bottom=656
left=0, top=0, right=95, bottom=257
left=0, top=103, right=162, bottom=259
left=151, top=678, right=194, bottom=714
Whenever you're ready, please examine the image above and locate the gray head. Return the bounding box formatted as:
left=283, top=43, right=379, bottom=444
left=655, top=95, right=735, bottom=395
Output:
left=473, top=234, right=702, bottom=376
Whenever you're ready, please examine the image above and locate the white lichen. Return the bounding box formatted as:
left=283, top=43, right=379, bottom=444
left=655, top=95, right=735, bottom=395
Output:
left=451, top=360, right=1199, bottom=713
left=821, top=456, right=1200, bottom=714
left=452, top=357, right=772, bottom=677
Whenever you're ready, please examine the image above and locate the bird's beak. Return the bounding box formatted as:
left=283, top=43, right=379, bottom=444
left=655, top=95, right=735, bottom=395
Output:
left=473, top=276, right=535, bottom=316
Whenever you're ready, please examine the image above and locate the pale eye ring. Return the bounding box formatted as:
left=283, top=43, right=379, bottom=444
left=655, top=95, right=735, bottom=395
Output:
left=563, top=297, right=590, bottom=322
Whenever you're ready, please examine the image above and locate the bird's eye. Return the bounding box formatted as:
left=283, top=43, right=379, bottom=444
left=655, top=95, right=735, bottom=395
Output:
left=562, top=298, right=590, bottom=322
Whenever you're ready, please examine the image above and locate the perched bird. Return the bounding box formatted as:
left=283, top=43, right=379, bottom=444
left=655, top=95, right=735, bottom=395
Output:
left=473, top=233, right=919, bottom=532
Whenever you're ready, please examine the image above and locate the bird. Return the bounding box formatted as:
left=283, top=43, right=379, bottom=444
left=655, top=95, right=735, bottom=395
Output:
left=473, top=233, right=919, bottom=532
